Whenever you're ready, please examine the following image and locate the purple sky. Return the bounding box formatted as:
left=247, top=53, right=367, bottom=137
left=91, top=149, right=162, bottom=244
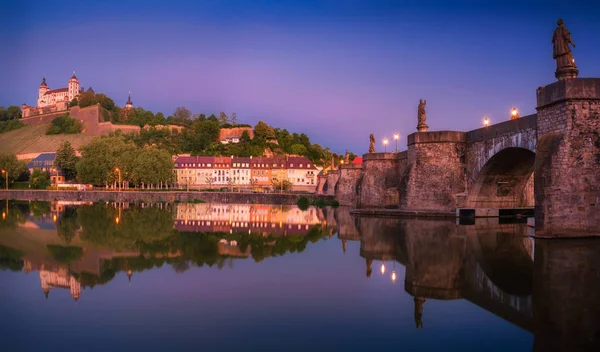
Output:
left=1, top=0, right=599, bottom=154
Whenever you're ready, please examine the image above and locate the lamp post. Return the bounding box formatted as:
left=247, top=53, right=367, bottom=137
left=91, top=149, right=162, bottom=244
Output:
left=1, top=169, right=7, bottom=190
left=511, top=107, right=519, bottom=120
left=383, top=138, right=388, bottom=153
left=483, top=117, right=490, bottom=128
left=115, top=168, right=121, bottom=191
left=394, top=133, right=399, bottom=152
left=51, top=167, right=59, bottom=188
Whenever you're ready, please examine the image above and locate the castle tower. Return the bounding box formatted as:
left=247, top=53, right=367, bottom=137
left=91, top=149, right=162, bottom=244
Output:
left=68, top=72, right=80, bottom=102
left=37, top=77, right=49, bottom=107
left=125, top=91, right=133, bottom=109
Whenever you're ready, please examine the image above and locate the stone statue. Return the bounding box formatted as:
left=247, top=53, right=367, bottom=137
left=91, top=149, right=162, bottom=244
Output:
left=344, top=149, right=350, bottom=163
left=552, top=19, right=578, bottom=80
left=369, top=134, right=376, bottom=153
left=417, top=99, right=429, bottom=132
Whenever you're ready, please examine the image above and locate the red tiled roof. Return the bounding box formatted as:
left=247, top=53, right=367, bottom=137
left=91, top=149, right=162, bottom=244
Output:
left=44, top=88, right=68, bottom=95
left=174, top=156, right=214, bottom=168
left=352, top=157, right=363, bottom=165
left=286, top=156, right=317, bottom=170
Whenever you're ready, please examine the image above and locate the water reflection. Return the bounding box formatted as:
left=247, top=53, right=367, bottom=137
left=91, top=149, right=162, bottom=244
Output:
left=1, top=200, right=599, bottom=350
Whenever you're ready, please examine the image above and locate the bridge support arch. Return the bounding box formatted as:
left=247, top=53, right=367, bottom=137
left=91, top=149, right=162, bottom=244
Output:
left=466, top=147, right=535, bottom=209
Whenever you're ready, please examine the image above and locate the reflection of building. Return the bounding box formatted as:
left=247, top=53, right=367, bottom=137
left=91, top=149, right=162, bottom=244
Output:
left=174, top=203, right=322, bottom=235
left=24, top=261, right=81, bottom=301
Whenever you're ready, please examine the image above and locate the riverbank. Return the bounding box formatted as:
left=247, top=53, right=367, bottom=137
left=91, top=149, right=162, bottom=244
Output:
left=0, top=190, right=330, bottom=205
left=350, top=208, right=456, bottom=218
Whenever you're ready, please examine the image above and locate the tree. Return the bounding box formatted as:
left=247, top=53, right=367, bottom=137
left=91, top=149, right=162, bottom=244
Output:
left=55, top=141, right=79, bottom=181
left=46, top=114, right=82, bottom=135
left=29, top=168, right=50, bottom=189
left=271, top=178, right=292, bottom=192
left=229, top=112, right=238, bottom=125
left=173, top=107, right=192, bottom=124
left=0, top=153, right=27, bottom=186
left=254, top=120, right=275, bottom=140
left=129, top=147, right=174, bottom=187
left=0, top=107, right=7, bottom=121
left=218, top=112, right=228, bottom=126
left=290, top=143, right=308, bottom=156
left=7, top=106, right=21, bottom=120
left=76, top=136, right=137, bottom=185
left=240, top=130, right=251, bottom=143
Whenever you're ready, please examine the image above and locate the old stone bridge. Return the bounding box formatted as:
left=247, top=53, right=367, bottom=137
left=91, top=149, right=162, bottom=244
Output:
left=322, top=78, right=600, bottom=238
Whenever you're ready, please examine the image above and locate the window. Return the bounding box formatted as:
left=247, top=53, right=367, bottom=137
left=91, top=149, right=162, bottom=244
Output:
left=290, top=164, right=294, bottom=167
left=300, top=164, right=303, bottom=167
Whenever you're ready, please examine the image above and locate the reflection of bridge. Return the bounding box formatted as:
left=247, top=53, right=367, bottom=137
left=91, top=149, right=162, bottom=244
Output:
left=332, top=206, right=600, bottom=349
left=334, top=207, right=535, bottom=332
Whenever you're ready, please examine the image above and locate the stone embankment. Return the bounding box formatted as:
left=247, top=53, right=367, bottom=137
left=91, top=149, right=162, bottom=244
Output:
left=0, top=190, right=329, bottom=205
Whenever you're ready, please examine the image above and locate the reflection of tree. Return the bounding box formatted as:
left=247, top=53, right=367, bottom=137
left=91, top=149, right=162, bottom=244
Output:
left=171, top=260, right=190, bottom=273
left=47, top=245, right=83, bottom=264
left=29, top=201, right=51, bottom=218
left=78, top=203, right=174, bottom=250
left=0, top=245, right=24, bottom=271
left=56, top=206, right=79, bottom=243
left=0, top=201, right=27, bottom=230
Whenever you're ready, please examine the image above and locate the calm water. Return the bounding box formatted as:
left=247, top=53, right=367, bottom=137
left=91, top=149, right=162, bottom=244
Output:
left=1, top=200, right=599, bottom=351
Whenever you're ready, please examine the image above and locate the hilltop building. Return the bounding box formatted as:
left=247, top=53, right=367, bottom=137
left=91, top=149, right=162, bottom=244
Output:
left=21, top=73, right=82, bottom=118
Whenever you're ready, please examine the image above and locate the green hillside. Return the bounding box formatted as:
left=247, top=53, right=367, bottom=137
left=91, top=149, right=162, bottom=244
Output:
left=0, top=123, right=95, bottom=156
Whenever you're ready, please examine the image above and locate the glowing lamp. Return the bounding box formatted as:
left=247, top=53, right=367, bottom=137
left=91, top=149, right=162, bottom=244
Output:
left=391, top=271, right=397, bottom=283
left=380, top=263, right=386, bottom=274
left=483, top=117, right=490, bottom=127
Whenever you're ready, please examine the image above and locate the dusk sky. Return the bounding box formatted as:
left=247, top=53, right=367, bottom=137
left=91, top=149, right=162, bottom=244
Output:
left=2, top=0, right=599, bottom=154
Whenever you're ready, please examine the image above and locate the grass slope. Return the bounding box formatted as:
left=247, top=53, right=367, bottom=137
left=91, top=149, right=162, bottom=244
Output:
left=0, top=123, right=95, bottom=156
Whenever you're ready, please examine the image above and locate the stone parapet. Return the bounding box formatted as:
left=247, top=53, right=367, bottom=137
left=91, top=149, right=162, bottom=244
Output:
left=407, top=131, right=466, bottom=145
left=536, top=78, right=600, bottom=108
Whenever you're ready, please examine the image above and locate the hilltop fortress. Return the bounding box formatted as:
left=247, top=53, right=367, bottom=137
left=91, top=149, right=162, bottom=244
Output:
left=21, top=73, right=83, bottom=118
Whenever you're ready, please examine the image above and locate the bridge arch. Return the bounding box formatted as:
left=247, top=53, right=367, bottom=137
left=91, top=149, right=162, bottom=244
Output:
left=467, top=147, right=535, bottom=208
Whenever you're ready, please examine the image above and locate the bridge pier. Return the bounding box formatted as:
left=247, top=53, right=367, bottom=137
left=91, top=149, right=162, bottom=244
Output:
left=334, top=164, right=363, bottom=207
left=401, top=131, right=466, bottom=211
left=535, top=78, right=600, bottom=237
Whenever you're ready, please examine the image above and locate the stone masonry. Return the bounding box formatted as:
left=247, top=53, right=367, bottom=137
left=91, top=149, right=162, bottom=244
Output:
left=325, top=170, right=340, bottom=197
left=334, top=164, right=363, bottom=207
left=535, top=78, right=600, bottom=237
left=358, top=153, right=400, bottom=208
left=401, top=131, right=467, bottom=211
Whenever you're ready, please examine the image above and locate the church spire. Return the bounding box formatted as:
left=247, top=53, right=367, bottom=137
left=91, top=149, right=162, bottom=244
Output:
left=125, top=91, right=133, bottom=109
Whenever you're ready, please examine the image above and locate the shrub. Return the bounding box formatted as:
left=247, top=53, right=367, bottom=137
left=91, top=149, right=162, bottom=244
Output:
left=297, top=196, right=310, bottom=210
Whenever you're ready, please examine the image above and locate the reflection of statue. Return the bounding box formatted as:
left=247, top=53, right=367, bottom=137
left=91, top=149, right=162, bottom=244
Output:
left=552, top=19, right=578, bottom=80
left=342, top=239, right=347, bottom=254
left=366, top=259, right=373, bottom=278
left=417, top=99, right=429, bottom=132
left=414, top=297, right=426, bottom=328
left=369, top=134, right=376, bottom=153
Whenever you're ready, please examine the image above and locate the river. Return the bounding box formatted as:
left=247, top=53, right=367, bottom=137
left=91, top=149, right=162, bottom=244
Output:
left=0, top=200, right=598, bottom=351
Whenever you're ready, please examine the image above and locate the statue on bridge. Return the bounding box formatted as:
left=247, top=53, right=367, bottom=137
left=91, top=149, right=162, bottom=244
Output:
left=344, top=149, right=350, bottom=164
left=417, top=99, right=429, bottom=132
left=369, top=134, right=376, bottom=153
left=553, top=19, right=578, bottom=80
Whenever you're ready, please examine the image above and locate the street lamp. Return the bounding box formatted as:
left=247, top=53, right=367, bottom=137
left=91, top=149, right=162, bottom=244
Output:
left=511, top=107, right=519, bottom=120
left=1, top=169, right=7, bottom=190
left=483, top=117, right=490, bottom=127
left=51, top=167, right=59, bottom=188
left=394, top=133, right=399, bottom=152
left=115, top=168, right=121, bottom=191
left=383, top=138, right=388, bottom=153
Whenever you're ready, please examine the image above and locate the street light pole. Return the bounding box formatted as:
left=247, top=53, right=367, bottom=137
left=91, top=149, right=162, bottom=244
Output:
left=394, top=133, right=399, bottom=152
left=1, top=169, right=7, bottom=190
left=383, top=138, right=388, bottom=153
left=115, top=168, right=121, bottom=191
